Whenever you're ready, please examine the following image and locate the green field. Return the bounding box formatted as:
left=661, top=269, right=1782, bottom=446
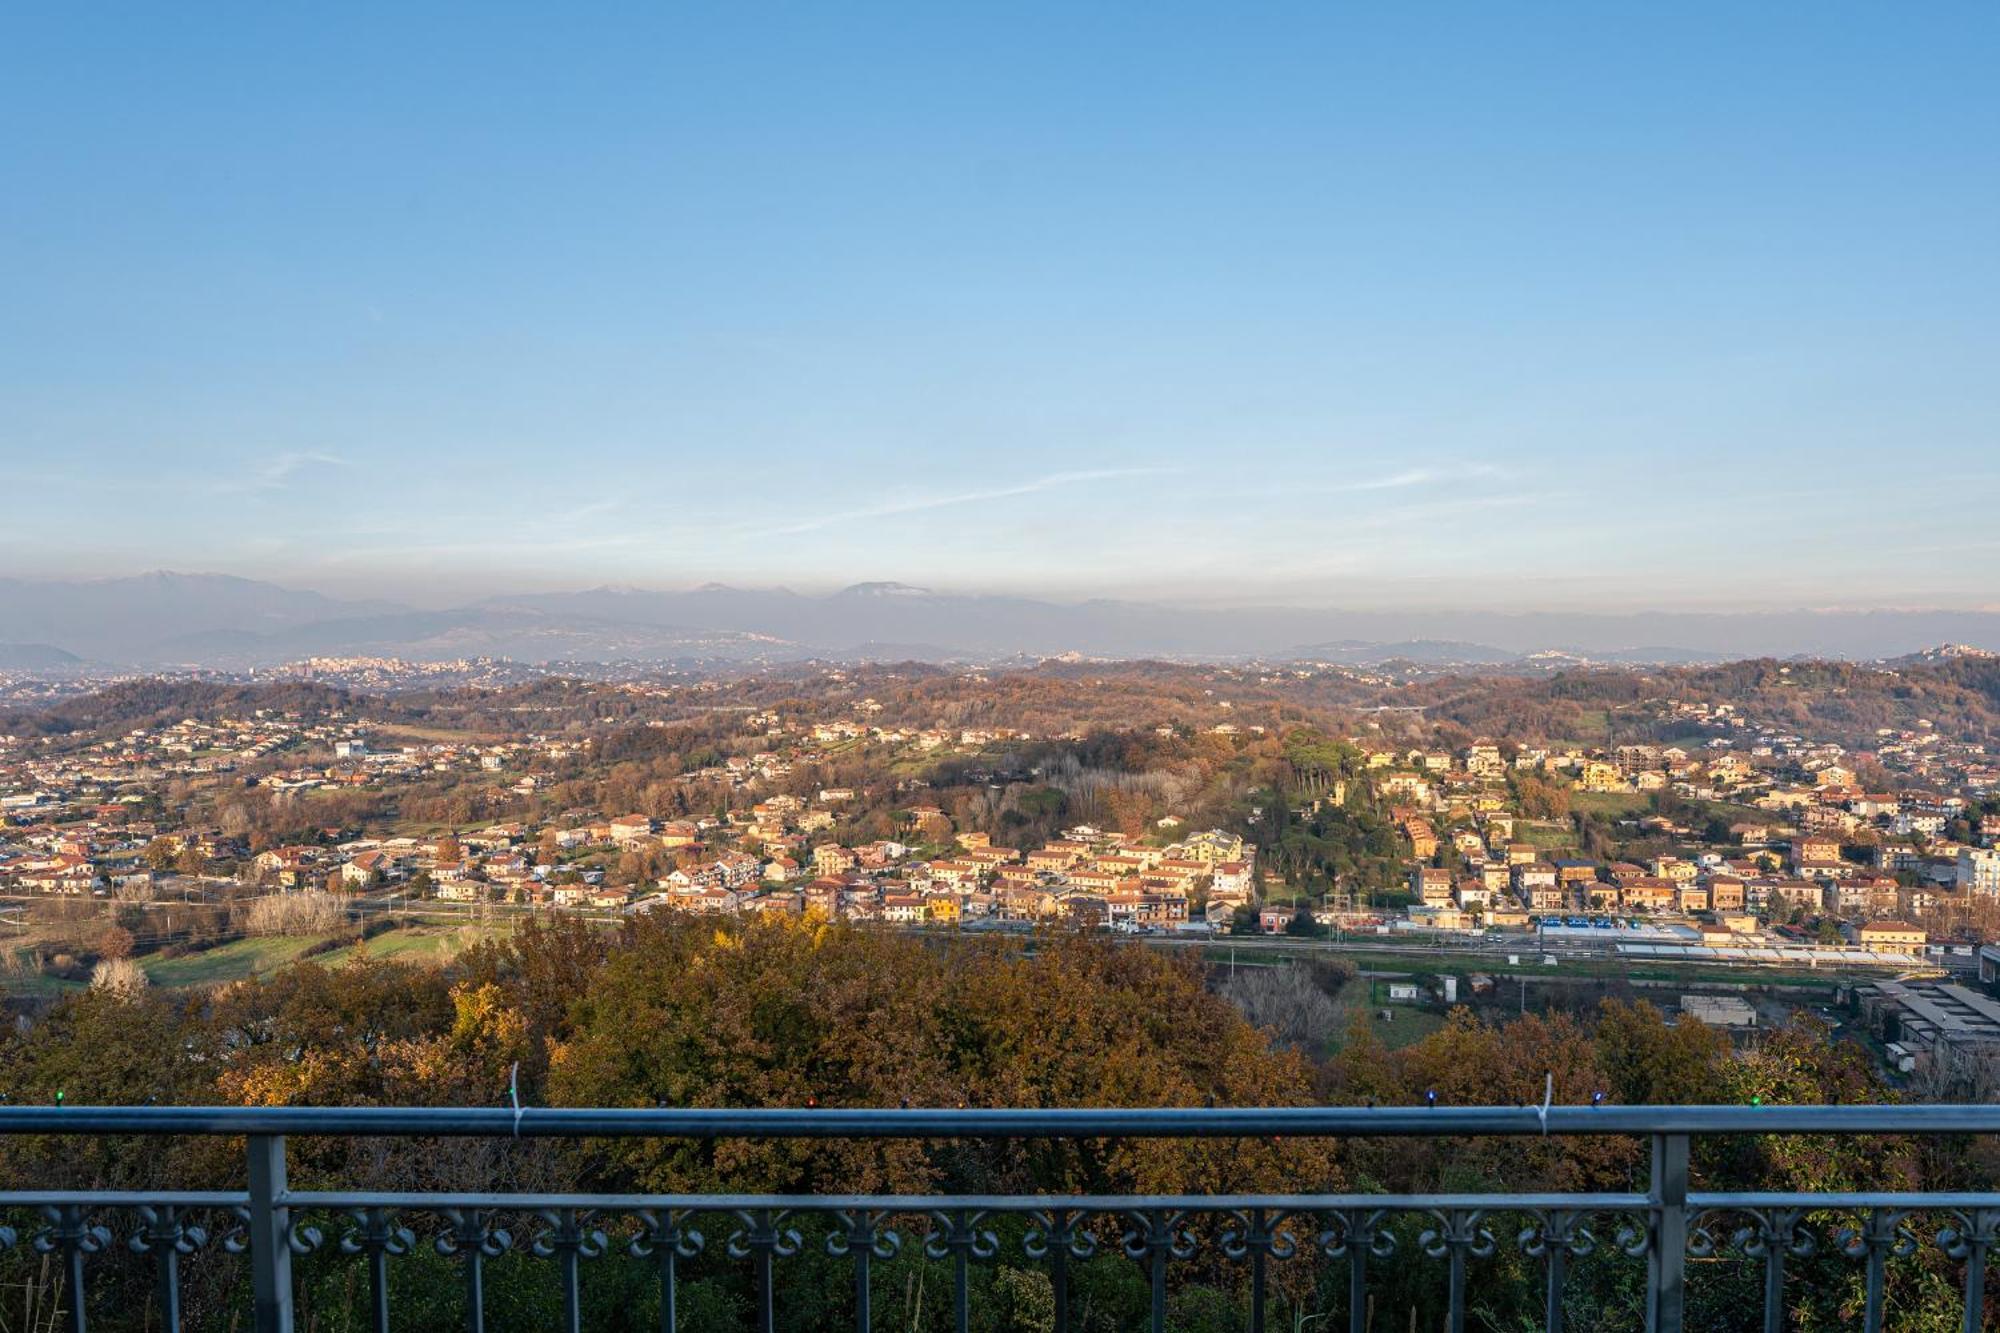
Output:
left=1518, top=824, right=1578, bottom=851
left=1695, top=799, right=1780, bottom=824
left=314, top=924, right=506, bottom=968
left=1572, top=791, right=1652, bottom=819
left=0, top=961, right=85, bottom=997
left=141, top=935, right=331, bottom=987
left=1327, top=979, right=1448, bottom=1052
left=0, top=924, right=519, bottom=998
left=1550, top=711, right=1612, bottom=744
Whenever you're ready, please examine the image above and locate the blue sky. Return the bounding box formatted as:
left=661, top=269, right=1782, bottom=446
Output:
left=3, top=3, right=1997, bottom=610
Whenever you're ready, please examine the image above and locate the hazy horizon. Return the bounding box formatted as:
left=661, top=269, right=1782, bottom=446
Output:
left=7, top=565, right=2000, bottom=619
left=7, top=567, right=2000, bottom=670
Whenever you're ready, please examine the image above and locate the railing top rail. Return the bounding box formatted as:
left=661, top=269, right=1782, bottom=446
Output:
left=0, top=1103, right=1997, bottom=1138
left=0, top=1190, right=248, bottom=1208
left=277, top=1189, right=1654, bottom=1212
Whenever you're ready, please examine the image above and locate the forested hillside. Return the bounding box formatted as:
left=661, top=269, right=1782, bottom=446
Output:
left=0, top=914, right=1976, bottom=1331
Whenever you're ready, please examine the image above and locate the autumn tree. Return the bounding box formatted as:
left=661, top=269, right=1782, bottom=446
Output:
left=1514, top=773, right=1573, bottom=819
left=546, top=916, right=1336, bottom=1198
left=142, top=836, right=178, bottom=871
left=94, top=924, right=137, bottom=961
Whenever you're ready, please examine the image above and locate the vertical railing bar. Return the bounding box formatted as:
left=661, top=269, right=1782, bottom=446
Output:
left=1649, top=1134, right=1688, bottom=1333
left=954, top=1209, right=971, bottom=1333
left=455, top=1210, right=489, bottom=1333
left=1861, top=1210, right=1890, bottom=1333
left=340, top=1204, right=398, bottom=1333
left=142, top=1205, right=186, bottom=1333
left=247, top=1134, right=294, bottom=1333
left=1148, top=1210, right=1168, bottom=1333
left=851, top=1211, right=873, bottom=1333
left=638, top=1207, right=689, bottom=1333
left=1762, top=1218, right=1787, bottom=1333
left=1249, top=1208, right=1266, bottom=1333
left=1446, top=1224, right=1467, bottom=1333
left=1346, top=1210, right=1368, bottom=1333
left=158, top=1241, right=182, bottom=1333
left=756, top=1210, right=776, bottom=1333
left=1544, top=1213, right=1568, bottom=1333
left=1966, top=1250, right=1985, bottom=1333
left=466, top=1239, right=485, bottom=1333
left=560, top=1209, right=583, bottom=1333
left=369, top=1244, right=390, bottom=1333
left=61, top=1205, right=88, bottom=1333
left=1960, top=1210, right=1992, bottom=1333
left=658, top=1215, right=680, bottom=1333
left=1050, top=1210, right=1071, bottom=1333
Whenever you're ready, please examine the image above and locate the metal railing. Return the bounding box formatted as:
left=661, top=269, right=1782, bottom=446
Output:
left=0, top=1103, right=1996, bottom=1333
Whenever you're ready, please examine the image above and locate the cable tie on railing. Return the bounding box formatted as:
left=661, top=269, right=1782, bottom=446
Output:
left=1536, top=1073, right=1553, bottom=1135
left=510, top=1062, right=524, bottom=1138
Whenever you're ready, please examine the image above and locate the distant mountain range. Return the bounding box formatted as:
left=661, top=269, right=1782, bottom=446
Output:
left=5, top=572, right=2000, bottom=670
left=1284, top=639, right=1531, bottom=667
left=0, top=573, right=400, bottom=664
left=0, top=642, right=83, bottom=670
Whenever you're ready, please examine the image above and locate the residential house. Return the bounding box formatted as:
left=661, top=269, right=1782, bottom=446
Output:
left=813, top=843, right=858, bottom=877
left=608, top=815, right=655, bottom=844
left=1707, top=877, right=1747, bottom=912
left=1410, top=867, right=1454, bottom=903
left=1511, top=862, right=1558, bottom=896
left=1210, top=861, right=1253, bottom=901
left=1621, top=877, right=1676, bottom=913
left=1849, top=921, right=1926, bottom=954
left=1790, top=836, right=1842, bottom=871
left=1958, top=848, right=2000, bottom=896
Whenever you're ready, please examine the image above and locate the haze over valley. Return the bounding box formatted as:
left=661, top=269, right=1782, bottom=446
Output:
left=6, top=571, right=2000, bottom=672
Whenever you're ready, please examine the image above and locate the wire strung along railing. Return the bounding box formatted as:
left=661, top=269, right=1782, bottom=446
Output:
left=0, top=1103, right=1998, bottom=1332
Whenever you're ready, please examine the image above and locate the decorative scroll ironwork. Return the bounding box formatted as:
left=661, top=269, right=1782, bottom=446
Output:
left=1023, top=1206, right=1099, bottom=1261
left=629, top=1209, right=705, bottom=1333
left=1220, top=1206, right=1302, bottom=1261
left=3, top=1108, right=2000, bottom=1333
left=127, top=1205, right=208, bottom=1258
left=32, top=1205, right=112, bottom=1259
left=1317, top=1206, right=1397, bottom=1260
left=339, top=1206, right=417, bottom=1260
left=1, top=1194, right=1997, bottom=1333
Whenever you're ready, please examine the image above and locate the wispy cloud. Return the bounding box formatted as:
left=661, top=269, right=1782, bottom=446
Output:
left=1889, top=537, right=2000, bottom=558
left=214, top=451, right=350, bottom=495
left=1332, top=462, right=1508, bottom=491
left=1239, top=462, right=1508, bottom=500
left=13, top=452, right=354, bottom=499
left=313, top=530, right=655, bottom=566
left=1325, top=466, right=1455, bottom=492
left=551, top=498, right=625, bottom=525
left=1341, top=490, right=1550, bottom=528
left=743, top=467, right=1183, bottom=538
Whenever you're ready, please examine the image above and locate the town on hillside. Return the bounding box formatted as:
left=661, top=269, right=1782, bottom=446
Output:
left=4, top=655, right=2000, bottom=1064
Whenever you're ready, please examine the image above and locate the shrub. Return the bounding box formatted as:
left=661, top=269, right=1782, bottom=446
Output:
left=90, top=957, right=149, bottom=996
left=242, top=892, right=345, bottom=937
